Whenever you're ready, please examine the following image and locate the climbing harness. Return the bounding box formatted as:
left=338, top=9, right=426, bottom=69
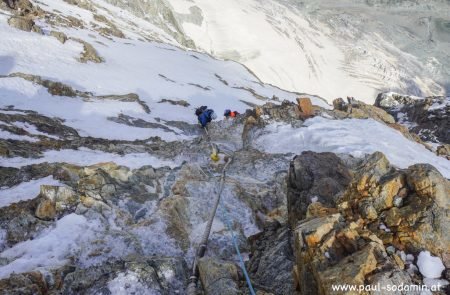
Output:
left=186, top=127, right=256, bottom=295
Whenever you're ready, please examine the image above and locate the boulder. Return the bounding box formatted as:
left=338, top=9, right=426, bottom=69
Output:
left=296, top=97, right=314, bottom=118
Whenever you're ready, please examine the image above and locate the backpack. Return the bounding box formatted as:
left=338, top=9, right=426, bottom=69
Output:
left=195, top=106, right=208, bottom=116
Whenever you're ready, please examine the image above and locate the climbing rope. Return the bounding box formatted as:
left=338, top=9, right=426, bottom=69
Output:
left=186, top=156, right=231, bottom=295
left=186, top=126, right=256, bottom=295
left=219, top=193, right=256, bottom=295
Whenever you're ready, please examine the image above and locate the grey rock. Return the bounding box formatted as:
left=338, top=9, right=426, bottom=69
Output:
left=287, top=151, right=351, bottom=227
left=247, top=221, right=296, bottom=294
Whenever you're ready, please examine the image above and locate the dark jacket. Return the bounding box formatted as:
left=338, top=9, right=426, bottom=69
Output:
left=198, top=109, right=214, bottom=128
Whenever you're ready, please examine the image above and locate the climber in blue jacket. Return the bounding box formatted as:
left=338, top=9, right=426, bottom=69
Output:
left=195, top=106, right=217, bottom=128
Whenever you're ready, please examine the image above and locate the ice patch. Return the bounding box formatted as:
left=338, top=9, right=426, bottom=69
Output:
left=0, top=176, right=62, bottom=208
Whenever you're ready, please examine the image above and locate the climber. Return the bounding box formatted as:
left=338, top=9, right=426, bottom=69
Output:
left=195, top=106, right=217, bottom=128
left=224, top=109, right=239, bottom=118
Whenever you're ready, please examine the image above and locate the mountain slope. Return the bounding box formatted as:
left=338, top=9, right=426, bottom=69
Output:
left=151, top=0, right=450, bottom=102
left=0, top=1, right=449, bottom=294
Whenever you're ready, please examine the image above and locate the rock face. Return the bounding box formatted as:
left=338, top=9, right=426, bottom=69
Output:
left=287, top=151, right=352, bottom=227
left=285, top=151, right=449, bottom=295
left=375, top=92, right=450, bottom=145
left=247, top=221, right=296, bottom=294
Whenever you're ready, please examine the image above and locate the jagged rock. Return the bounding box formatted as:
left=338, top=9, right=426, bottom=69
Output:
left=437, top=144, right=450, bottom=160
left=317, top=242, right=381, bottom=294
left=35, top=185, right=78, bottom=220
left=247, top=221, right=295, bottom=294
left=287, top=151, right=351, bottom=227
left=342, top=152, right=393, bottom=201
left=255, top=100, right=303, bottom=122
left=50, top=31, right=68, bottom=43
left=375, top=92, right=450, bottom=144
left=8, top=72, right=78, bottom=97
left=198, top=257, right=240, bottom=295
left=293, top=214, right=342, bottom=294
left=0, top=271, right=47, bottom=295
left=394, top=164, right=450, bottom=257
left=285, top=151, right=450, bottom=294
left=62, top=255, right=187, bottom=294
left=332, top=97, right=395, bottom=124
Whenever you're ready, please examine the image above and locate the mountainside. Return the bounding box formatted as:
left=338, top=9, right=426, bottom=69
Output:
left=109, top=0, right=450, bottom=102
left=0, top=0, right=449, bottom=294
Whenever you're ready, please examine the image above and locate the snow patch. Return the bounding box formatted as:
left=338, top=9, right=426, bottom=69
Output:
left=0, top=214, right=102, bottom=279
left=0, top=129, right=38, bottom=142
left=417, top=251, right=445, bottom=279
left=0, top=148, right=179, bottom=170
left=0, top=176, right=62, bottom=208
left=254, top=117, right=450, bottom=178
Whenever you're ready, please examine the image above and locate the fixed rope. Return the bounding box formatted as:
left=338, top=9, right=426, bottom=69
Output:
left=186, top=127, right=256, bottom=295
left=186, top=156, right=232, bottom=295
left=219, top=194, right=257, bottom=295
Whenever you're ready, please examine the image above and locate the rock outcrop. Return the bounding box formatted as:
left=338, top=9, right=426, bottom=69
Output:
left=332, top=97, right=395, bottom=124
left=286, top=151, right=449, bottom=295
left=375, top=92, right=450, bottom=145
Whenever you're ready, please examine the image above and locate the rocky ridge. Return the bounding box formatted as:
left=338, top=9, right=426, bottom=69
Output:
left=0, top=97, right=448, bottom=294
left=375, top=92, right=450, bottom=159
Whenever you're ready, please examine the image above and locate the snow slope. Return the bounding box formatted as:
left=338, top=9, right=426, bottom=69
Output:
left=164, top=0, right=450, bottom=102
left=254, top=116, right=450, bottom=178
left=0, top=1, right=328, bottom=143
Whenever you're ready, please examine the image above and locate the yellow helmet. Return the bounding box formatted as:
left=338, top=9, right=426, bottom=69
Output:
left=210, top=153, right=220, bottom=162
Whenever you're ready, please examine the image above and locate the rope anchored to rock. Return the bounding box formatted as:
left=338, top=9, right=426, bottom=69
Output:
left=186, top=127, right=256, bottom=295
